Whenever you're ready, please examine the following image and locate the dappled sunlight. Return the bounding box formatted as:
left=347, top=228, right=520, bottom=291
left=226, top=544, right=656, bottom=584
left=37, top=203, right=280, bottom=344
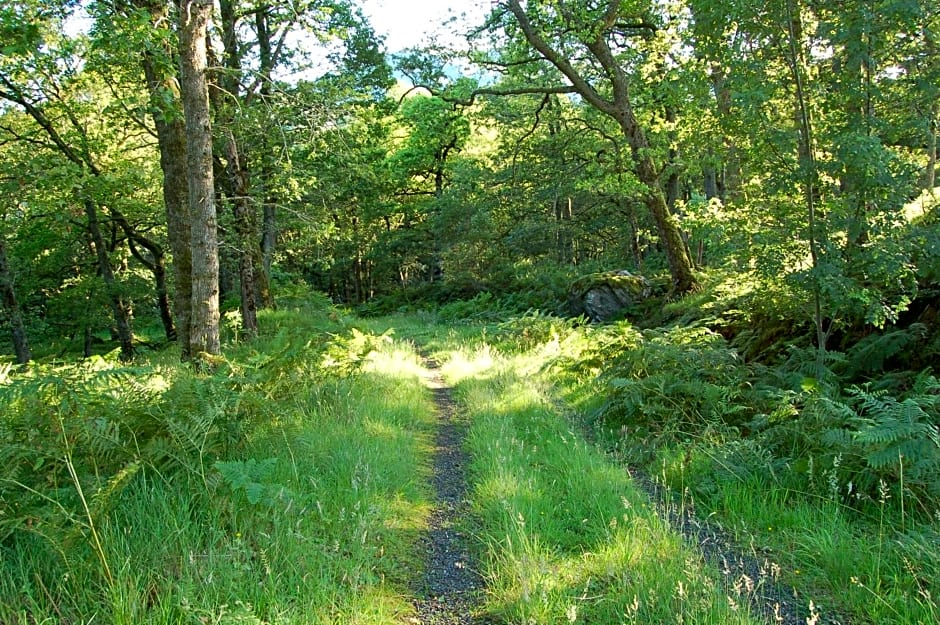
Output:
left=330, top=586, right=415, bottom=625
left=380, top=494, right=431, bottom=533
left=440, top=345, right=497, bottom=384
left=364, top=346, right=426, bottom=381
left=904, top=186, right=939, bottom=222
left=362, top=417, right=401, bottom=439
left=475, top=469, right=532, bottom=508
left=453, top=329, right=764, bottom=624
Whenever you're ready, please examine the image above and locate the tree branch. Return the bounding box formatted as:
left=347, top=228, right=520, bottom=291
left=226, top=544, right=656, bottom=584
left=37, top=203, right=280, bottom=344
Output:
left=503, top=0, right=616, bottom=116
left=0, top=74, right=98, bottom=174
left=444, top=84, right=579, bottom=106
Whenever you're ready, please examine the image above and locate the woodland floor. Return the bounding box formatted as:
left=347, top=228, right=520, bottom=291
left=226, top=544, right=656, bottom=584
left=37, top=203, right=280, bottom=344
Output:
left=410, top=356, right=848, bottom=625
left=411, top=360, right=485, bottom=625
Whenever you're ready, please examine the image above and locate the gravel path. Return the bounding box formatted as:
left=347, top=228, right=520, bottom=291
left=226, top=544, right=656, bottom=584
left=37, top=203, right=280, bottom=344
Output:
left=409, top=355, right=847, bottom=625
left=629, top=470, right=849, bottom=625
left=411, top=361, right=485, bottom=625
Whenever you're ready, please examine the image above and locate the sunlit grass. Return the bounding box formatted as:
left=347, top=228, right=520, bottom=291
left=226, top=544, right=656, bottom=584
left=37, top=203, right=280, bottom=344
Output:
left=685, top=476, right=940, bottom=625
left=449, top=345, right=760, bottom=624
left=0, top=316, right=438, bottom=624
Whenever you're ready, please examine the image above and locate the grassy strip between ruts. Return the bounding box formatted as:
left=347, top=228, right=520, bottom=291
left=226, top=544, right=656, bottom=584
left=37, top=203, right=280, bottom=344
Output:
left=436, top=343, right=762, bottom=625
left=1, top=308, right=437, bottom=624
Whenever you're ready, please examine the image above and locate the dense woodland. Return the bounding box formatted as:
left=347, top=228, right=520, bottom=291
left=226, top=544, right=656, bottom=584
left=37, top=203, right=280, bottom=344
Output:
left=1, top=0, right=939, bottom=358
left=1, top=0, right=939, bottom=623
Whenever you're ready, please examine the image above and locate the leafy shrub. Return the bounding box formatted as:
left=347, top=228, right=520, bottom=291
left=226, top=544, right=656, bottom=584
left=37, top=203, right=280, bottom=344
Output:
left=0, top=358, right=248, bottom=546
left=492, top=310, right=583, bottom=353
left=437, top=291, right=508, bottom=322
left=749, top=373, right=940, bottom=512
left=320, top=327, right=393, bottom=376
left=593, top=327, right=753, bottom=446
left=844, top=324, right=929, bottom=380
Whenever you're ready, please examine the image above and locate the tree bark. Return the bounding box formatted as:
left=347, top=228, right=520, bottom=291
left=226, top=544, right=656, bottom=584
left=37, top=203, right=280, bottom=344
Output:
left=85, top=199, right=135, bottom=361
left=0, top=235, right=31, bottom=364
left=218, top=0, right=272, bottom=315
left=142, top=0, right=194, bottom=359
left=712, top=68, right=741, bottom=202
left=224, top=130, right=259, bottom=337
left=254, top=4, right=277, bottom=309
left=926, top=103, right=938, bottom=190
left=180, top=0, right=220, bottom=358
left=128, top=237, right=176, bottom=341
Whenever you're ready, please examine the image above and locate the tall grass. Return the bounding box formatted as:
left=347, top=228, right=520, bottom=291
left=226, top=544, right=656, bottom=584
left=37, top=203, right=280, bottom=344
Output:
left=0, top=304, right=436, bottom=624
left=553, top=314, right=940, bottom=625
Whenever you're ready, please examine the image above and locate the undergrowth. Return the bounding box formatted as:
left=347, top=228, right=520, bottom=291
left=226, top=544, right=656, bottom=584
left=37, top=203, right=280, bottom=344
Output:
left=0, top=300, right=435, bottom=624
left=539, top=307, right=940, bottom=625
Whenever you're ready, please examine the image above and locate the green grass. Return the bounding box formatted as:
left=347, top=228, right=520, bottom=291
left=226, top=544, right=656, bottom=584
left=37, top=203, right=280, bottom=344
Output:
left=550, top=316, right=940, bottom=625
left=658, top=470, right=940, bottom=625
left=5, top=305, right=938, bottom=625
left=436, top=342, right=761, bottom=624
left=0, top=306, right=437, bottom=624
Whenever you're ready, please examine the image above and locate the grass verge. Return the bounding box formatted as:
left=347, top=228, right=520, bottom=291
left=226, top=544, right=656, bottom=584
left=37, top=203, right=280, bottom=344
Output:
left=0, top=305, right=436, bottom=624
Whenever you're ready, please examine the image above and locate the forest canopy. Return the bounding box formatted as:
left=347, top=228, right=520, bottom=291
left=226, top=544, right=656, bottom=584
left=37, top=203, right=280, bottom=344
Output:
left=0, top=0, right=938, bottom=363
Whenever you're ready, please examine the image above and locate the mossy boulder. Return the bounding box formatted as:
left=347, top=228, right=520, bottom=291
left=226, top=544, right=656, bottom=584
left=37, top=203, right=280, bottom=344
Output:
left=568, top=270, right=653, bottom=322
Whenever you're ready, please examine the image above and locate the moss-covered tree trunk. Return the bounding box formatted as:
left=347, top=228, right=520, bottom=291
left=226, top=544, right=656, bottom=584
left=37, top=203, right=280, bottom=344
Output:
left=142, top=0, right=193, bottom=358
left=180, top=0, right=220, bottom=358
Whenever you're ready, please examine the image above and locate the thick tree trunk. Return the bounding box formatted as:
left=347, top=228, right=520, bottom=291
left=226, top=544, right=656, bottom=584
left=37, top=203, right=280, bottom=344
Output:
left=85, top=200, right=135, bottom=361
left=224, top=130, right=259, bottom=337
left=619, top=114, right=696, bottom=293
left=141, top=1, right=193, bottom=359
left=180, top=0, right=220, bottom=358
left=0, top=236, right=31, bottom=364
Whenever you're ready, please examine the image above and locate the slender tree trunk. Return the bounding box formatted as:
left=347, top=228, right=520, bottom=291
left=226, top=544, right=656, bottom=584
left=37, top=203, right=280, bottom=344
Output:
left=786, top=0, right=829, bottom=372
left=0, top=236, right=31, bottom=364
left=85, top=200, right=135, bottom=361
left=218, top=0, right=270, bottom=317
left=224, top=130, right=259, bottom=337
left=926, top=104, right=938, bottom=190
left=128, top=238, right=176, bottom=340
left=256, top=4, right=277, bottom=309
left=141, top=0, right=193, bottom=359
left=923, top=15, right=938, bottom=191
left=713, top=72, right=741, bottom=202
left=620, top=113, right=696, bottom=293
left=180, top=0, right=220, bottom=358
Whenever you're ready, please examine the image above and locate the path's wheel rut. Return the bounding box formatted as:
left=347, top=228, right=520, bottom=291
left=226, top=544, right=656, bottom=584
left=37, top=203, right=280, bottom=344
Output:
left=411, top=361, right=484, bottom=625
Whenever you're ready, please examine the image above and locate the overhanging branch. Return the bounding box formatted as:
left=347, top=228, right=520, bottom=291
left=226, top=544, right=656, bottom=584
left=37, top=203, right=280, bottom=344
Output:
left=403, top=83, right=579, bottom=107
